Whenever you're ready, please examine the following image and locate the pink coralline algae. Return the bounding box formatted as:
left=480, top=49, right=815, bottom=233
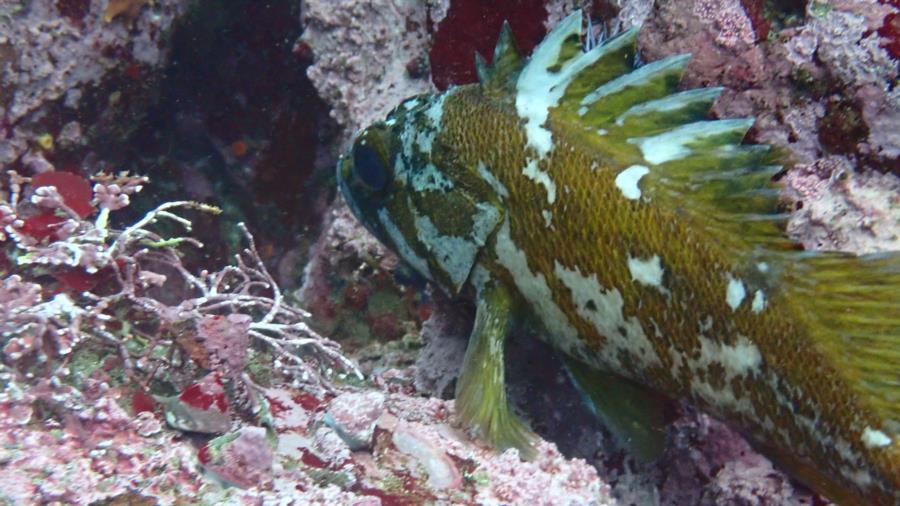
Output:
left=474, top=441, right=607, bottom=506
left=2, top=348, right=611, bottom=504
left=390, top=419, right=463, bottom=490
left=783, top=155, right=900, bottom=252
left=200, top=426, right=275, bottom=489
left=692, top=0, right=758, bottom=48
left=164, top=372, right=232, bottom=434
left=352, top=391, right=612, bottom=505
left=0, top=380, right=202, bottom=505
left=702, top=453, right=798, bottom=505
left=324, top=390, right=386, bottom=450
left=651, top=409, right=819, bottom=505
left=197, top=313, right=253, bottom=375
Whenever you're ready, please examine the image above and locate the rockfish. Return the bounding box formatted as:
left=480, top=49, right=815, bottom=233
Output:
left=336, top=11, right=899, bottom=505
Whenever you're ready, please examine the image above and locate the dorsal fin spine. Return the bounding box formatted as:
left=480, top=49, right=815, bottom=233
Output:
left=477, top=21, right=524, bottom=94
left=514, top=10, right=593, bottom=158
left=613, top=87, right=724, bottom=137
left=475, top=52, right=490, bottom=84
left=493, top=21, right=519, bottom=63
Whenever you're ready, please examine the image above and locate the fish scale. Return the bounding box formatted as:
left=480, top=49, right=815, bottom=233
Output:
left=337, top=10, right=900, bottom=505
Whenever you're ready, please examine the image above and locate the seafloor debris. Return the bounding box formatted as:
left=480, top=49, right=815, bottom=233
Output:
left=0, top=362, right=614, bottom=504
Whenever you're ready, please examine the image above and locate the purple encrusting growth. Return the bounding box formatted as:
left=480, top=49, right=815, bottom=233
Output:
left=200, top=426, right=275, bottom=489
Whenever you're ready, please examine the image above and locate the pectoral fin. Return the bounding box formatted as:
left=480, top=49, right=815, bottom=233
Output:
left=564, top=356, right=668, bottom=462
left=455, top=279, right=537, bottom=456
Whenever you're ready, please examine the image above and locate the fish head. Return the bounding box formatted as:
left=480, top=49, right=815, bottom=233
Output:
left=337, top=90, right=504, bottom=296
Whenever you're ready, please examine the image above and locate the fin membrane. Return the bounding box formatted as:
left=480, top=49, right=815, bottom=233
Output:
left=456, top=279, right=537, bottom=456
left=564, top=356, right=668, bottom=462
left=782, top=251, right=900, bottom=434
left=578, top=53, right=692, bottom=127
left=557, top=27, right=640, bottom=118
left=615, top=87, right=724, bottom=136
left=647, top=146, right=788, bottom=250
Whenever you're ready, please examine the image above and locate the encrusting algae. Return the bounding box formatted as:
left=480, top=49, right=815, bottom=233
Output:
left=337, top=10, right=900, bottom=506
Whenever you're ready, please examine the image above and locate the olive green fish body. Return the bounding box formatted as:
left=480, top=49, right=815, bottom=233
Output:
left=337, top=11, right=900, bottom=505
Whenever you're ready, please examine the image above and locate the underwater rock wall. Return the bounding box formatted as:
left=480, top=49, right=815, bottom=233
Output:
left=300, top=0, right=448, bottom=135
left=0, top=0, right=191, bottom=169
left=302, top=0, right=899, bottom=255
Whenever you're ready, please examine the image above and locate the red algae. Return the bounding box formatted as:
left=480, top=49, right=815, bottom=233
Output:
left=292, top=392, right=324, bottom=412
left=20, top=212, right=66, bottom=241
left=429, top=0, right=548, bottom=90
left=55, top=0, right=91, bottom=23
left=52, top=267, right=107, bottom=293
left=179, top=375, right=228, bottom=412
left=878, top=9, right=900, bottom=58
left=31, top=171, right=94, bottom=218
left=738, top=0, right=770, bottom=40
left=132, top=391, right=157, bottom=414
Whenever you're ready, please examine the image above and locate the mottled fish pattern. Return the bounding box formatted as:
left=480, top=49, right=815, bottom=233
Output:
left=337, top=11, right=900, bottom=505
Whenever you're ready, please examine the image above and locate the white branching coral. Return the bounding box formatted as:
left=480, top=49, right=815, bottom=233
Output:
left=0, top=171, right=361, bottom=393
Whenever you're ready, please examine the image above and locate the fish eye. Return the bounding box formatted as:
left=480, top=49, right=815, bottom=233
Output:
left=352, top=137, right=391, bottom=191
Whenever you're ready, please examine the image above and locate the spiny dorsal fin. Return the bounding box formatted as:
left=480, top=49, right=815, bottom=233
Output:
left=557, top=27, right=639, bottom=117
left=638, top=129, right=789, bottom=250
left=516, top=11, right=645, bottom=159
left=478, top=22, right=525, bottom=98
left=527, top=10, right=584, bottom=74
left=578, top=53, right=691, bottom=127
left=781, top=251, right=900, bottom=435
left=647, top=158, right=788, bottom=250
left=629, top=118, right=756, bottom=163
left=616, top=87, right=724, bottom=137
left=516, top=11, right=787, bottom=249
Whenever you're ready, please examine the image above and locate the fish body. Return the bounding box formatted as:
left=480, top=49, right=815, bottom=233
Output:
left=337, top=11, right=900, bottom=505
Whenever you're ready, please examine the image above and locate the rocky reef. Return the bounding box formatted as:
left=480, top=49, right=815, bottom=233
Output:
left=1, top=0, right=898, bottom=504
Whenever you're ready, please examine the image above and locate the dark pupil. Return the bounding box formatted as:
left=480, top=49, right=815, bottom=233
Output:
left=353, top=144, right=389, bottom=190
